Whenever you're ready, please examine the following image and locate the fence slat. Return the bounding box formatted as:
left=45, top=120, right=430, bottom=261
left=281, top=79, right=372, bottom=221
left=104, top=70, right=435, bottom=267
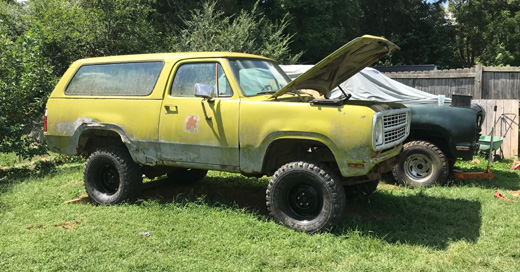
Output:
left=474, top=99, right=518, bottom=158
left=384, top=66, right=520, bottom=99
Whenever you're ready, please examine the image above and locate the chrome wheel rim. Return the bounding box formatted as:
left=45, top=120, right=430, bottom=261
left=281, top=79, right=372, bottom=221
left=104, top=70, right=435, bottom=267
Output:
left=403, top=154, right=434, bottom=183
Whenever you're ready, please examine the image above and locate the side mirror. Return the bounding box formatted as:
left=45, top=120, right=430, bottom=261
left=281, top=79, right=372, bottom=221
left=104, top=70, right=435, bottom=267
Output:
left=194, top=83, right=214, bottom=100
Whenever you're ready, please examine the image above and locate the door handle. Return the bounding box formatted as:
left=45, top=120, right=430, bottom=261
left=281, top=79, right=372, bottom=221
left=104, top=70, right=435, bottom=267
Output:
left=164, top=105, right=178, bottom=114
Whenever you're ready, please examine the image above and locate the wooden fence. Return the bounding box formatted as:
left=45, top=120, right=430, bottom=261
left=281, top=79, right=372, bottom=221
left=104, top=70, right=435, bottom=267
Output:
left=384, top=65, right=520, bottom=99
left=474, top=99, right=518, bottom=159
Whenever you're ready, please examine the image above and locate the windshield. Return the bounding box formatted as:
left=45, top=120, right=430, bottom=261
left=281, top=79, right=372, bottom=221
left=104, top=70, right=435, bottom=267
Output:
left=228, top=59, right=291, bottom=96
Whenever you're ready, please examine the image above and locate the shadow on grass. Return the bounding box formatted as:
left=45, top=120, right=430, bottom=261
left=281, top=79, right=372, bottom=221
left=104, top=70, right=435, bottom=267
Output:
left=139, top=175, right=481, bottom=250
left=0, top=156, right=84, bottom=186
left=336, top=192, right=481, bottom=250
left=139, top=176, right=270, bottom=215
left=0, top=161, right=58, bottom=185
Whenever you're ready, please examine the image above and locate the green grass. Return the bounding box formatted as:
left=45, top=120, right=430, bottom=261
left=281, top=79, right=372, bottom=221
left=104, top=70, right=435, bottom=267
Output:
left=0, top=158, right=519, bottom=271
left=0, top=152, right=20, bottom=167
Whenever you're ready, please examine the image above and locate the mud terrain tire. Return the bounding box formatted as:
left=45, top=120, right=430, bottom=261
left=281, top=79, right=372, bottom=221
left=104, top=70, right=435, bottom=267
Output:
left=84, top=147, right=142, bottom=205
left=392, top=140, right=448, bottom=188
left=266, top=161, right=346, bottom=234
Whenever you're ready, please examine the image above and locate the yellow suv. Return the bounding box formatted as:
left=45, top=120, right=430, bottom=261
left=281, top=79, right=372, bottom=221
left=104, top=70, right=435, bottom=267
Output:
left=45, top=35, right=410, bottom=233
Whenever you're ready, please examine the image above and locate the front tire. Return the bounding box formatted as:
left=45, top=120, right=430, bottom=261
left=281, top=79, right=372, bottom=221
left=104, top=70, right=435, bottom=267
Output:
left=392, top=140, right=448, bottom=188
left=266, top=161, right=346, bottom=234
left=84, top=147, right=142, bottom=205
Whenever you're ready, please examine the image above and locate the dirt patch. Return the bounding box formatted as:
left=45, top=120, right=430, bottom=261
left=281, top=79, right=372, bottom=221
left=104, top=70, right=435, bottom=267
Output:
left=508, top=190, right=520, bottom=197
left=26, top=224, right=44, bottom=230
left=63, top=194, right=91, bottom=205
left=54, top=220, right=81, bottom=229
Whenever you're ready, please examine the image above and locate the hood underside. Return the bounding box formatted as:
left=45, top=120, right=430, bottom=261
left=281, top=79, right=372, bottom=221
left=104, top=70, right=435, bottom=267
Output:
left=272, top=35, right=399, bottom=99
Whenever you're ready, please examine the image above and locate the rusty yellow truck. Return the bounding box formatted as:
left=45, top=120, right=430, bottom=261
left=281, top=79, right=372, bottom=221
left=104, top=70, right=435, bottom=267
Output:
left=45, top=35, right=410, bottom=233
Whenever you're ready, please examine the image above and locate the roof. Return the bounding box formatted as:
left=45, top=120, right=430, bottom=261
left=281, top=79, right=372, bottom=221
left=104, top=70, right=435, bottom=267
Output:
left=73, top=52, right=274, bottom=65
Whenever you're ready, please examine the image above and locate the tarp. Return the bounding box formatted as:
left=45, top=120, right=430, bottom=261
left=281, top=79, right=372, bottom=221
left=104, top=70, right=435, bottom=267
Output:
left=280, top=65, right=452, bottom=105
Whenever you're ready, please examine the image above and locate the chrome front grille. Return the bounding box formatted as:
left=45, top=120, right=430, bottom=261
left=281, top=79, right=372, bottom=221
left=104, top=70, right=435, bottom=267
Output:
left=383, top=112, right=408, bottom=144
left=373, top=108, right=411, bottom=150
left=384, top=126, right=408, bottom=143
left=383, top=112, right=408, bottom=128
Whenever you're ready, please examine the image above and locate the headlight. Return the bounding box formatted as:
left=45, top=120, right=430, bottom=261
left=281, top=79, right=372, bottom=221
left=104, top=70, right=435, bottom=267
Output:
left=374, top=117, right=384, bottom=146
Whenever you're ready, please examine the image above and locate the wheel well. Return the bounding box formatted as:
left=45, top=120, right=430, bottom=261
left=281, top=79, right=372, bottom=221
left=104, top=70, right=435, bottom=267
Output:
left=407, top=129, right=452, bottom=159
left=79, top=129, right=125, bottom=156
left=262, top=139, right=338, bottom=176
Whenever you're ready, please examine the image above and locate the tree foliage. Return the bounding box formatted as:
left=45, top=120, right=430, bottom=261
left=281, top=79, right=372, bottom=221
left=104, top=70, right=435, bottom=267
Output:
left=172, top=1, right=301, bottom=64
left=359, top=0, right=457, bottom=68
left=30, top=0, right=167, bottom=75
left=449, top=0, right=488, bottom=67
left=262, top=0, right=362, bottom=64
left=449, top=0, right=520, bottom=67
left=0, top=4, right=57, bottom=156
left=3, top=0, right=520, bottom=157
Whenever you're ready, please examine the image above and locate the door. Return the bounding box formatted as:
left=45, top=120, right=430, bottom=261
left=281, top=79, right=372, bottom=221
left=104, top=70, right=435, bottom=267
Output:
left=158, top=60, right=240, bottom=169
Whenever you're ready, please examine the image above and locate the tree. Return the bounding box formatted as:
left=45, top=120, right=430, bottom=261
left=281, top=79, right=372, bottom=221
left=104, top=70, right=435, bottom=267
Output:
left=359, top=0, right=457, bottom=68
left=263, top=0, right=363, bottom=64
left=449, top=0, right=520, bottom=67
left=29, top=0, right=167, bottom=75
left=172, top=1, right=301, bottom=64
left=0, top=0, right=30, bottom=37
left=448, top=0, right=488, bottom=67
left=483, top=6, right=520, bottom=66
left=0, top=3, right=57, bottom=157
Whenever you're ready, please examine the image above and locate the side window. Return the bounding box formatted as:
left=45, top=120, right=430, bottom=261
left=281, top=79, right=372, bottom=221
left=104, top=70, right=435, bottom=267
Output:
left=217, top=64, right=233, bottom=97
left=171, top=62, right=233, bottom=97
left=65, top=62, right=163, bottom=96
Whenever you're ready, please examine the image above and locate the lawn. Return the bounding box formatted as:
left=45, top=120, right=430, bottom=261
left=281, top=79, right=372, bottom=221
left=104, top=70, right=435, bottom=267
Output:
left=0, top=156, right=519, bottom=271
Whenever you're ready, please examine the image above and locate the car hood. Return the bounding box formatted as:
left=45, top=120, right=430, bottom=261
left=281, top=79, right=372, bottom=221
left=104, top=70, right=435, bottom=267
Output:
left=271, top=35, right=399, bottom=99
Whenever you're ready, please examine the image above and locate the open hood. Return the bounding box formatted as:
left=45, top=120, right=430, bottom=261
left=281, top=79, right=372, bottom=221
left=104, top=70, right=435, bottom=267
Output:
left=271, top=35, right=399, bottom=99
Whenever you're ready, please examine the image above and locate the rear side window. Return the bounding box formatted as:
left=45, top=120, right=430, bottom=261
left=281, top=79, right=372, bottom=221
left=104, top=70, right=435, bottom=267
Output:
left=65, top=62, right=163, bottom=96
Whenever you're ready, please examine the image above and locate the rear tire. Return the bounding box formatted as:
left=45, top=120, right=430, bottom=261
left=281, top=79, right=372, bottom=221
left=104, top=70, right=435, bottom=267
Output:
left=392, top=140, right=448, bottom=188
left=84, top=147, right=142, bottom=205
left=266, top=161, right=346, bottom=234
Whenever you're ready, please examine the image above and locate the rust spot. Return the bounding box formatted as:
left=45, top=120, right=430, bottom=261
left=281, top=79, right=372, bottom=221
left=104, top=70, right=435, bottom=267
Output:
left=184, top=115, right=200, bottom=133
left=361, top=115, right=366, bottom=119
